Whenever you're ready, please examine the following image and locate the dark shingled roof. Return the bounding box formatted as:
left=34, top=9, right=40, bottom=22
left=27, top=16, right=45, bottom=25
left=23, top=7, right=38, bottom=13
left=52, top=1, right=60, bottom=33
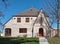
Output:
left=14, top=8, right=38, bottom=17
left=14, top=8, right=48, bottom=17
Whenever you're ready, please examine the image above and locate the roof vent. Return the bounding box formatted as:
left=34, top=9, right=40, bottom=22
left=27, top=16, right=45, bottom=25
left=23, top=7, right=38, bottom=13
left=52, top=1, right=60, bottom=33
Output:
left=30, top=9, right=32, bottom=11
left=40, top=9, right=43, bottom=13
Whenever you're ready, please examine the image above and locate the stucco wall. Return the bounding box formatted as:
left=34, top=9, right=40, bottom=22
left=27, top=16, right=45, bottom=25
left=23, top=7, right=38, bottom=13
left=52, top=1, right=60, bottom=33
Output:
left=2, top=12, right=49, bottom=37
left=3, top=17, right=36, bottom=37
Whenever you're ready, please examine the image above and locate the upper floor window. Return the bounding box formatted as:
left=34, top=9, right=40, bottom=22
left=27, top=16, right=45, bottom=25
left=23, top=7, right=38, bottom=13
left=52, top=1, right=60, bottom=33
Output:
left=17, top=18, right=21, bottom=22
left=26, top=18, right=29, bottom=22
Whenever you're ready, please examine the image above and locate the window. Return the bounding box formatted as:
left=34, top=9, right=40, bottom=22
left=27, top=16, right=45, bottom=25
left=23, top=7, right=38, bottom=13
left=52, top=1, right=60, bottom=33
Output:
left=19, top=28, right=27, bottom=33
left=26, top=18, right=29, bottom=22
left=31, top=18, right=32, bottom=20
left=17, top=18, right=21, bottom=22
left=5, top=28, right=11, bottom=36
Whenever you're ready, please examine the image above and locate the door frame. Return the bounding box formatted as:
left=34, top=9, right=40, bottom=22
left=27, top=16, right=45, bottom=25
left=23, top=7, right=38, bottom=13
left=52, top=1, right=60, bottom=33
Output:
left=39, top=28, right=43, bottom=36
left=5, top=28, right=11, bottom=36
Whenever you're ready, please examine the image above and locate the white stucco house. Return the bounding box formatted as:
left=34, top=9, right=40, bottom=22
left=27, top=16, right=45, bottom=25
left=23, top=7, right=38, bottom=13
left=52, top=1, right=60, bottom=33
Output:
left=2, top=8, right=51, bottom=37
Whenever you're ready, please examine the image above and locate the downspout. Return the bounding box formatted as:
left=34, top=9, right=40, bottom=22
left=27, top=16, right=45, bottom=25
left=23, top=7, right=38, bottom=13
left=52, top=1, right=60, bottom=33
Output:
left=32, top=25, right=34, bottom=37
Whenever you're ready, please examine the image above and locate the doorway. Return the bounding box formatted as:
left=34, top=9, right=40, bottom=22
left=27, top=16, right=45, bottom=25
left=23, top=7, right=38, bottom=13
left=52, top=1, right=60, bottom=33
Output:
left=5, top=28, right=11, bottom=36
left=39, top=28, right=43, bottom=36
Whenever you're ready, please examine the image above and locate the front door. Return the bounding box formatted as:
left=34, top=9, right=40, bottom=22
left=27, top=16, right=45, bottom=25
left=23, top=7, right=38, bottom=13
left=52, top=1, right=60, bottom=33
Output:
left=39, top=28, right=43, bottom=36
left=5, top=28, right=11, bottom=36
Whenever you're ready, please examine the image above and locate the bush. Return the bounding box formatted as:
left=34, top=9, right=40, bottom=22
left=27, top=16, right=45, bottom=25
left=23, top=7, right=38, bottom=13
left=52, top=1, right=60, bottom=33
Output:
left=0, top=37, right=39, bottom=44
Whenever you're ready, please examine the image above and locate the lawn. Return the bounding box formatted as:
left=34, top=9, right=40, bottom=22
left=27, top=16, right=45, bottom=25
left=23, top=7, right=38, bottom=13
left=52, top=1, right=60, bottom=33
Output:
left=0, top=37, right=60, bottom=44
left=46, top=37, right=60, bottom=44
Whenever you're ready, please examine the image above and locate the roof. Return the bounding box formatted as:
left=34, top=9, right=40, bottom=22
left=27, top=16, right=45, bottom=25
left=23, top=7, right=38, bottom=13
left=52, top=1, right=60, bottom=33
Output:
left=50, top=28, right=60, bottom=32
left=4, top=8, right=49, bottom=25
left=14, top=8, right=38, bottom=17
left=14, top=8, right=48, bottom=17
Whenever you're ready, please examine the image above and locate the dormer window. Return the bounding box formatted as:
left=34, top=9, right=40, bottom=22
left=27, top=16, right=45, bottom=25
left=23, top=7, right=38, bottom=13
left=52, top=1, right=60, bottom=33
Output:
left=26, top=18, right=29, bottom=22
left=17, top=18, right=21, bottom=22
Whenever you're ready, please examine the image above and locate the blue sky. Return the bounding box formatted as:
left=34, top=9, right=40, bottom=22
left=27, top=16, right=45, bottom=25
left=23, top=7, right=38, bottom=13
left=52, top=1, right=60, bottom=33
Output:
left=0, top=0, right=59, bottom=30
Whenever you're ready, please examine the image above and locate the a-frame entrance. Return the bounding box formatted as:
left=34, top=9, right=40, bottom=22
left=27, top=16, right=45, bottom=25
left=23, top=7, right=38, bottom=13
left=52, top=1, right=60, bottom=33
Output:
left=39, top=28, right=43, bottom=36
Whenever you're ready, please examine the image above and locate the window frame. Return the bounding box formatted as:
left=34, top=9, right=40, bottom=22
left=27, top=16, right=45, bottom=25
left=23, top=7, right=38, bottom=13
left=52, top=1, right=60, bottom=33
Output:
left=26, top=18, right=29, bottom=22
left=5, top=28, right=11, bottom=36
left=19, top=28, right=27, bottom=33
left=17, top=18, right=21, bottom=22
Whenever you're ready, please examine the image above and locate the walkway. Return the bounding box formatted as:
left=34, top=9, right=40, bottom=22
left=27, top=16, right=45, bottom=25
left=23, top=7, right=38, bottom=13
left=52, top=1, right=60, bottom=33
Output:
left=39, top=37, right=49, bottom=44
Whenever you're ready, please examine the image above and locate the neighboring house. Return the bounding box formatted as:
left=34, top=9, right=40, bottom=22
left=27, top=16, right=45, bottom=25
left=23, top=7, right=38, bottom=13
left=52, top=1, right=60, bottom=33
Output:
left=0, top=32, right=1, bottom=36
left=0, top=31, right=1, bottom=36
left=2, top=8, right=50, bottom=37
left=0, top=31, right=3, bottom=36
left=50, top=28, right=60, bottom=37
left=50, top=28, right=57, bottom=37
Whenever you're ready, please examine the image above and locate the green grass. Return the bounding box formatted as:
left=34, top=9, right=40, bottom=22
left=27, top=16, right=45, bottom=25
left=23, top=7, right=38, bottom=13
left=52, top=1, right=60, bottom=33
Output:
left=0, top=37, right=60, bottom=44
left=0, top=37, right=39, bottom=44
left=46, top=37, right=60, bottom=44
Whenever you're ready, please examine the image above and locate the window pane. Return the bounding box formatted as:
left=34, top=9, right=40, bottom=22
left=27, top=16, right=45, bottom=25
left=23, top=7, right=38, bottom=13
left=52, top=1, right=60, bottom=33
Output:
left=26, top=18, right=29, bottom=22
left=19, top=28, right=27, bottom=33
left=17, top=18, right=21, bottom=22
left=5, top=28, right=11, bottom=36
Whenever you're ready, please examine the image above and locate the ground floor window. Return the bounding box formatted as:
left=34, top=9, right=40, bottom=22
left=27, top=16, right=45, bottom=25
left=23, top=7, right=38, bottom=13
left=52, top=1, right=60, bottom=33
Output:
left=19, top=28, right=27, bottom=33
left=5, top=28, right=11, bottom=36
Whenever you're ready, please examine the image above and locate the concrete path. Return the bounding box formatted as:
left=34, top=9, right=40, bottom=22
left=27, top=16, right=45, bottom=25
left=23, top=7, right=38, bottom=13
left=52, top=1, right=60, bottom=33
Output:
left=39, top=37, right=49, bottom=44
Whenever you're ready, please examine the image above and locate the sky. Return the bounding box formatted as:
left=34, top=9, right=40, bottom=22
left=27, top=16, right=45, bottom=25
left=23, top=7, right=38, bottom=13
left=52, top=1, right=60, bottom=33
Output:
left=0, top=0, right=60, bottom=31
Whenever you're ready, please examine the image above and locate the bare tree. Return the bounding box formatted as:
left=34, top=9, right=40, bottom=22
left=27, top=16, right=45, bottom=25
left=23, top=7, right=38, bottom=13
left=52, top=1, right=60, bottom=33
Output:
left=2, top=0, right=8, bottom=8
left=44, top=0, right=60, bottom=37
left=56, top=0, right=60, bottom=37
left=0, top=0, right=8, bottom=32
left=0, top=11, right=4, bottom=32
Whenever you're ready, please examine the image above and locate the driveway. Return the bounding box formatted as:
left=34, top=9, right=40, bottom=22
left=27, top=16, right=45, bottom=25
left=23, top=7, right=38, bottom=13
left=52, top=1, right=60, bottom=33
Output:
left=39, top=37, right=49, bottom=44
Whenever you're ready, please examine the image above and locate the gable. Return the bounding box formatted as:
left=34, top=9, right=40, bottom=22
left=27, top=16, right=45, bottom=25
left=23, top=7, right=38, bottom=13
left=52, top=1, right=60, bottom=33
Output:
left=33, top=9, right=49, bottom=28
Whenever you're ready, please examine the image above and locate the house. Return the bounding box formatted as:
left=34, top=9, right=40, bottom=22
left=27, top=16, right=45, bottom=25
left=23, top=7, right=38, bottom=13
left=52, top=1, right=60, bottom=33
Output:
left=2, top=8, right=50, bottom=37
left=50, top=28, right=60, bottom=37
left=50, top=28, right=57, bottom=37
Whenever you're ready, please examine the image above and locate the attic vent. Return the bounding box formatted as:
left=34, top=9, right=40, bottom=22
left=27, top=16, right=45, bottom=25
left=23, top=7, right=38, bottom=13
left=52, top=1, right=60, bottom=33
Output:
left=14, top=18, right=16, bottom=19
left=30, top=9, right=32, bottom=11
